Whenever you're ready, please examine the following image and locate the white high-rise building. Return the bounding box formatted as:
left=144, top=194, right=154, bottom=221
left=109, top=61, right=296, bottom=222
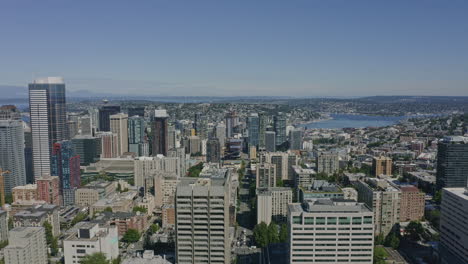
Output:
left=4, top=227, right=48, bottom=264
left=110, top=113, right=128, bottom=156
left=288, top=199, right=374, bottom=264
left=257, top=187, right=292, bottom=224
left=63, top=222, right=119, bottom=264
left=29, top=77, right=67, bottom=179
left=439, top=188, right=468, bottom=264
left=175, top=177, right=231, bottom=264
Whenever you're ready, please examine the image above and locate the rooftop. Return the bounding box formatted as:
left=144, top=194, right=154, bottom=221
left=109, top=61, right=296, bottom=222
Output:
left=289, top=199, right=371, bottom=214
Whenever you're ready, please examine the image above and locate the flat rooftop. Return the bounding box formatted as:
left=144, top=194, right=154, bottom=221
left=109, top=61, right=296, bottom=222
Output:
left=289, top=199, right=371, bottom=214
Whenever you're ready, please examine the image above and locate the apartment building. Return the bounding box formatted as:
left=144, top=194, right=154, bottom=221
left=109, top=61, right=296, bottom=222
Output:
left=257, top=187, right=293, bottom=224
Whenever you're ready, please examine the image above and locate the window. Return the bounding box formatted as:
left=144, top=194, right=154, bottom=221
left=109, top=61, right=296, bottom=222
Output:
left=293, top=216, right=302, bottom=224
left=327, top=217, right=337, bottom=225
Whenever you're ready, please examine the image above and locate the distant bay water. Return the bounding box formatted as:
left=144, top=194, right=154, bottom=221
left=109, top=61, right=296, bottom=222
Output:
left=300, top=114, right=409, bottom=129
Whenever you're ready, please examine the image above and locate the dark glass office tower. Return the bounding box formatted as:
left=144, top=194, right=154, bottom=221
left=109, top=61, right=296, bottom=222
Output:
left=128, top=107, right=145, bottom=118
left=206, top=138, right=221, bottom=163
left=98, top=105, right=120, bottom=131
left=152, top=110, right=169, bottom=156
left=29, top=77, right=67, bottom=180
left=274, top=113, right=286, bottom=146
left=436, top=136, right=468, bottom=189
left=52, top=140, right=80, bottom=205
left=248, top=113, right=259, bottom=148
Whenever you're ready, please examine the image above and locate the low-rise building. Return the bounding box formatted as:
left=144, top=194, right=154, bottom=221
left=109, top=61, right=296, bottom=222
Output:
left=75, top=181, right=116, bottom=207
left=299, top=180, right=344, bottom=202
left=94, top=211, right=148, bottom=237
left=63, top=222, right=119, bottom=264
left=90, top=191, right=137, bottom=215
left=162, top=204, right=175, bottom=228
left=292, top=166, right=316, bottom=188
left=12, top=184, right=37, bottom=203
left=13, top=204, right=60, bottom=237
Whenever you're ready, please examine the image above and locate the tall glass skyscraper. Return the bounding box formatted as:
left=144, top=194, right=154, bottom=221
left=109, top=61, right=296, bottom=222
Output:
left=152, top=110, right=169, bottom=156
left=29, top=77, right=66, bottom=180
left=98, top=104, right=120, bottom=132
left=248, top=113, right=259, bottom=148
left=128, top=116, right=145, bottom=156
left=436, top=136, right=468, bottom=189
left=274, top=113, right=287, bottom=146
left=0, top=106, right=26, bottom=194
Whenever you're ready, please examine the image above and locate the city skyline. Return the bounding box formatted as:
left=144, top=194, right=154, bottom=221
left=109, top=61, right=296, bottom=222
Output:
left=1, top=1, right=468, bottom=97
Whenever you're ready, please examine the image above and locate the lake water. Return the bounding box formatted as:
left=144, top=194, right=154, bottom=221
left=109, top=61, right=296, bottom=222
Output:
left=301, top=114, right=407, bottom=129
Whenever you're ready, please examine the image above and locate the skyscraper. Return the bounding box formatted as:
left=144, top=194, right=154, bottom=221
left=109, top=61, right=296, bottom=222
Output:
left=289, top=128, right=303, bottom=150
left=128, top=116, right=146, bottom=156
left=436, top=136, right=468, bottom=189
left=152, top=110, right=169, bottom=156
left=29, top=77, right=67, bottom=180
left=439, top=188, right=468, bottom=264
left=265, top=131, right=276, bottom=152
left=175, top=177, right=231, bottom=264
left=96, top=132, right=119, bottom=158
left=206, top=138, right=221, bottom=163
left=127, top=106, right=145, bottom=118
left=110, top=113, right=129, bottom=156
left=0, top=106, right=26, bottom=195
left=71, top=135, right=101, bottom=165
left=256, top=163, right=276, bottom=188
left=258, top=113, right=268, bottom=149
left=248, top=113, right=260, bottom=148
left=225, top=111, right=238, bottom=139
left=316, top=151, right=340, bottom=175
left=98, top=104, right=120, bottom=132
left=273, top=113, right=286, bottom=147
left=288, top=199, right=374, bottom=264
left=51, top=140, right=81, bottom=205
left=215, top=123, right=226, bottom=147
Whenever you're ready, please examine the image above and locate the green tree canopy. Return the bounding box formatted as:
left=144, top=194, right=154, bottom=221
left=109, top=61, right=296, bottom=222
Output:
left=373, top=246, right=388, bottom=264
left=279, top=223, right=288, bottom=243
left=405, top=221, right=424, bottom=241
left=81, top=252, right=110, bottom=264
left=122, top=228, right=140, bottom=243
left=253, top=222, right=269, bottom=248
left=150, top=224, right=160, bottom=234
left=267, top=222, right=279, bottom=244
left=132, top=206, right=148, bottom=214
left=384, top=232, right=400, bottom=249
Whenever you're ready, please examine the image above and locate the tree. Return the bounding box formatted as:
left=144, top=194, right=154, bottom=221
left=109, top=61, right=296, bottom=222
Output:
left=279, top=223, right=288, bottom=243
left=433, top=190, right=442, bottom=204
left=405, top=221, right=424, bottom=241
left=132, top=206, right=148, bottom=214
left=150, top=224, right=160, bottom=234
left=384, top=232, right=400, bottom=249
left=81, top=252, right=110, bottom=264
left=267, top=222, right=279, bottom=244
left=104, top=207, right=113, bottom=213
left=375, top=233, right=385, bottom=245
left=253, top=222, right=269, bottom=248
left=122, top=229, right=140, bottom=243
left=276, top=179, right=284, bottom=187
left=373, top=246, right=388, bottom=264
left=71, top=212, right=87, bottom=226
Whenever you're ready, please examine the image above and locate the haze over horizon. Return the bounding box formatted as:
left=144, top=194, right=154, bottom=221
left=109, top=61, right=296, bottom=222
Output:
left=1, top=0, right=467, bottom=97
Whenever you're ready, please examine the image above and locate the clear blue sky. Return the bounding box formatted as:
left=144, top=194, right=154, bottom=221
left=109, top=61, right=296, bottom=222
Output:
left=1, top=0, right=467, bottom=97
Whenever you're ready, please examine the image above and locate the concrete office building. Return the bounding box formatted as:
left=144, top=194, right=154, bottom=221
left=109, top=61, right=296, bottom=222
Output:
left=439, top=188, right=468, bottom=264
left=134, top=156, right=182, bottom=188
left=188, top=135, right=201, bottom=155
left=256, top=163, right=277, bottom=188
left=265, top=131, right=276, bottom=152
left=98, top=104, right=120, bottom=132
left=152, top=110, right=169, bottom=156
left=256, top=187, right=292, bottom=224
left=260, top=152, right=297, bottom=182
left=316, top=152, right=340, bottom=175
left=4, top=227, right=48, bottom=264
left=175, top=177, right=230, bottom=264
left=0, top=209, right=8, bottom=243
left=0, top=117, right=26, bottom=194
left=258, top=113, right=268, bottom=149
left=292, top=166, right=316, bottom=188
left=215, top=123, right=226, bottom=147
left=63, top=222, right=119, bottom=264
left=29, top=77, right=67, bottom=179
left=288, top=199, right=374, bottom=264
left=355, top=179, right=400, bottom=236
left=436, top=136, right=468, bottom=189
left=78, top=115, right=92, bottom=136
left=154, top=172, right=180, bottom=209
left=75, top=181, right=116, bottom=207
left=96, top=131, right=119, bottom=158
left=372, top=156, right=392, bottom=177
left=110, top=113, right=129, bottom=156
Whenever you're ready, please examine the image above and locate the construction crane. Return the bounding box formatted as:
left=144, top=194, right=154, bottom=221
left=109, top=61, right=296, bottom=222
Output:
left=0, top=168, right=11, bottom=206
